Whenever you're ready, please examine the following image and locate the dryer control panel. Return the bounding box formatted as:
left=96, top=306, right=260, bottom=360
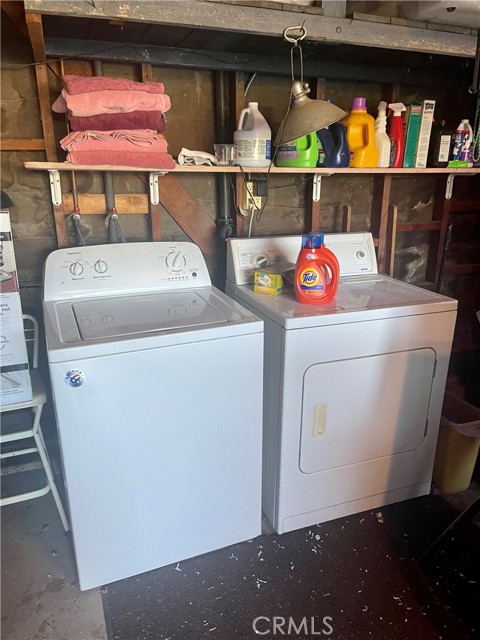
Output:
left=44, top=242, right=211, bottom=300
left=226, top=233, right=377, bottom=285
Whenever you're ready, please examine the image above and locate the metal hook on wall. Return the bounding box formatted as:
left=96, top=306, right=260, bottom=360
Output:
left=283, top=24, right=307, bottom=84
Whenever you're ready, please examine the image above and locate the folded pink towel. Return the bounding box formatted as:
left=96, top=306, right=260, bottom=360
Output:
left=60, top=130, right=168, bottom=153
left=52, top=89, right=171, bottom=116
left=68, top=111, right=167, bottom=132
left=62, top=75, right=165, bottom=95
left=66, top=150, right=176, bottom=169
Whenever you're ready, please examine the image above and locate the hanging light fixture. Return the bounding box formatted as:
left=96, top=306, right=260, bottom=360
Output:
left=275, top=25, right=348, bottom=146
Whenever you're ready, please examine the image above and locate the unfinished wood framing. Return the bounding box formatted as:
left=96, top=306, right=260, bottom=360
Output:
left=23, top=0, right=477, bottom=57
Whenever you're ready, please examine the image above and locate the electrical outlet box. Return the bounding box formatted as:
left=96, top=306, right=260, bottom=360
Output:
left=245, top=182, right=262, bottom=210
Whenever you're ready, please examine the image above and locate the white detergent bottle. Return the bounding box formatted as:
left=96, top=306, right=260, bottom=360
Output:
left=375, top=101, right=391, bottom=168
left=234, top=102, right=272, bottom=167
left=460, top=119, right=474, bottom=167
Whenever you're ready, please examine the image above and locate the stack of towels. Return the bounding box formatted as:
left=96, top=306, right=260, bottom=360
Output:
left=54, top=75, right=175, bottom=169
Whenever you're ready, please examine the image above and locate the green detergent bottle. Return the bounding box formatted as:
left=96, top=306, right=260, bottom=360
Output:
left=276, top=133, right=318, bottom=167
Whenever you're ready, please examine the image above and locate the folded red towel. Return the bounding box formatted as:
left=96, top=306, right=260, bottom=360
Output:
left=66, top=150, right=176, bottom=169
left=62, top=75, right=165, bottom=95
left=52, top=89, right=171, bottom=117
left=60, top=130, right=169, bottom=153
left=68, top=111, right=167, bottom=132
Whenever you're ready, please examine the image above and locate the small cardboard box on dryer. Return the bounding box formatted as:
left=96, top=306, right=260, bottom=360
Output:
left=0, top=208, right=32, bottom=406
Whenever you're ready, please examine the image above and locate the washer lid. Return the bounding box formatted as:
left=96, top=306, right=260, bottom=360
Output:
left=227, top=274, right=457, bottom=329
left=72, top=290, right=227, bottom=340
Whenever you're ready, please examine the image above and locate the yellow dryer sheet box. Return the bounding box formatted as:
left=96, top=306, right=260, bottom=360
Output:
left=254, top=263, right=295, bottom=296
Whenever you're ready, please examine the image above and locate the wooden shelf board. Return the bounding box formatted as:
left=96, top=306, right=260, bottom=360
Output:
left=23, top=162, right=480, bottom=175
left=449, top=201, right=480, bottom=212
left=397, top=222, right=442, bottom=232
left=444, top=264, right=480, bottom=275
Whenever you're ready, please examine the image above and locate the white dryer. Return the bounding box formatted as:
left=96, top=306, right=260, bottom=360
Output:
left=225, top=233, right=457, bottom=534
left=43, top=242, right=263, bottom=590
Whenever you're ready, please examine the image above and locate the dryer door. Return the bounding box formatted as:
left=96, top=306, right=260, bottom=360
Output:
left=299, top=348, right=436, bottom=473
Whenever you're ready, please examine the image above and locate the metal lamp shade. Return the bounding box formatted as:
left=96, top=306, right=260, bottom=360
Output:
left=275, top=81, right=348, bottom=145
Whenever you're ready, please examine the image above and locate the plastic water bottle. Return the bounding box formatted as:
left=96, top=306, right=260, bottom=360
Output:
left=375, top=101, right=391, bottom=168
left=234, top=102, right=271, bottom=167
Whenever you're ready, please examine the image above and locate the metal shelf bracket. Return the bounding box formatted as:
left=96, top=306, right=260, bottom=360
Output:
left=149, top=172, right=167, bottom=205
left=312, top=173, right=332, bottom=202
left=445, top=172, right=472, bottom=199
left=48, top=170, right=62, bottom=206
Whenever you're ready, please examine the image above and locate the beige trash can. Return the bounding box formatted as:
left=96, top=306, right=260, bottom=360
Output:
left=433, top=391, right=480, bottom=494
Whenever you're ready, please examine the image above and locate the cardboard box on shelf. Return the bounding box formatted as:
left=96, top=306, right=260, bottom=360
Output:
left=402, top=103, right=422, bottom=168
left=414, top=100, right=436, bottom=168
left=0, top=208, right=32, bottom=406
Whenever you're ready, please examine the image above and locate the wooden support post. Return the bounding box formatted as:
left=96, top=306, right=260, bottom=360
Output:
left=149, top=203, right=162, bottom=241
left=233, top=72, right=246, bottom=236
left=140, top=63, right=161, bottom=239
left=304, top=78, right=326, bottom=232
left=342, top=205, right=352, bottom=232
left=428, top=175, right=453, bottom=288
left=305, top=178, right=320, bottom=232
left=385, top=204, right=398, bottom=277
left=159, top=174, right=218, bottom=266
left=53, top=203, right=69, bottom=248
left=25, top=12, right=58, bottom=162
left=371, top=174, right=392, bottom=273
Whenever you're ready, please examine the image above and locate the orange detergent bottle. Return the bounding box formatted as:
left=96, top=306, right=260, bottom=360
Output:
left=294, top=233, right=340, bottom=304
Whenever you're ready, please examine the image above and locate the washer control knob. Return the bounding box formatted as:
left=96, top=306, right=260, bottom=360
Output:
left=356, top=250, right=366, bottom=260
left=69, top=261, right=84, bottom=276
left=166, top=251, right=186, bottom=271
left=94, top=259, right=108, bottom=274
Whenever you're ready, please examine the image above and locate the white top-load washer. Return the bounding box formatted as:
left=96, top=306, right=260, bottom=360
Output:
left=43, top=241, right=263, bottom=590
left=225, top=233, right=457, bottom=534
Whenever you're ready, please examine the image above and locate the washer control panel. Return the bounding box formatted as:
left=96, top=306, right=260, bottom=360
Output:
left=226, top=233, right=377, bottom=285
left=44, top=242, right=211, bottom=301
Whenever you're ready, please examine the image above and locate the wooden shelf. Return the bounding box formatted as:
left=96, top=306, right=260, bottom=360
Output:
left=24, top=162, right=480, bottom=175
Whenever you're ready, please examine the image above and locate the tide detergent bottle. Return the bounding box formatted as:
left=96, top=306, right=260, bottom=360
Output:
left=341, top=97, right=379, bottom=168
left=294, top=233, right=340, bottom=305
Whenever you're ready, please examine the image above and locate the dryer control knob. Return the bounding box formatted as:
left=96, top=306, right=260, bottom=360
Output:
left=69, top=261, right=84, bottom=276
left=94, top=259, right=108, bottom=274
left=356, top=250, right=366, bottom=260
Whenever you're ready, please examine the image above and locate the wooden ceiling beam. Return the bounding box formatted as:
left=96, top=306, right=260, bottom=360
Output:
left=43, top=37, right=466, bottom=90
left=25, top=12, right=47, bottom=63
left=23, top=0, right=477, bottom=58
left=0, top=1, right=29, bottom=40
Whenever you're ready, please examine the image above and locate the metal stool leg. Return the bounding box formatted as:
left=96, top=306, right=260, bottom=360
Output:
left=32, top=408, right=70, bottom=532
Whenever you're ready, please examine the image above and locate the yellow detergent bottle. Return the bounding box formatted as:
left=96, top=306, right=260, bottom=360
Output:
left=341, top=97, right=379, bottom=168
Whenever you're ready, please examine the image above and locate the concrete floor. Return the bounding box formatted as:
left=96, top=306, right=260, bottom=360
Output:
left=1, top=468, right=478, bottom=640
left=1, top=487, right=107, bottom=640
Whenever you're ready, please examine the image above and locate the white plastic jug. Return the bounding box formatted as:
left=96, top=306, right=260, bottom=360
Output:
left=460, top=119, right=474, bottom=167
left=234, top=102, right=271, bottom=167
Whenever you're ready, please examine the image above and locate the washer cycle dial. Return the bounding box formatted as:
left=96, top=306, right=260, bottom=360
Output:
left=166, top=251, right=187, bottom=272
left=69, top=262, right=84, bottom=276
left=94, top=259, right=108, bottom=274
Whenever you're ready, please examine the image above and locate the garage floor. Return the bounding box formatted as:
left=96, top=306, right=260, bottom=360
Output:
left=1, top=483, right=107, bottom=640
left=2, top=475, right=479, bottom=640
